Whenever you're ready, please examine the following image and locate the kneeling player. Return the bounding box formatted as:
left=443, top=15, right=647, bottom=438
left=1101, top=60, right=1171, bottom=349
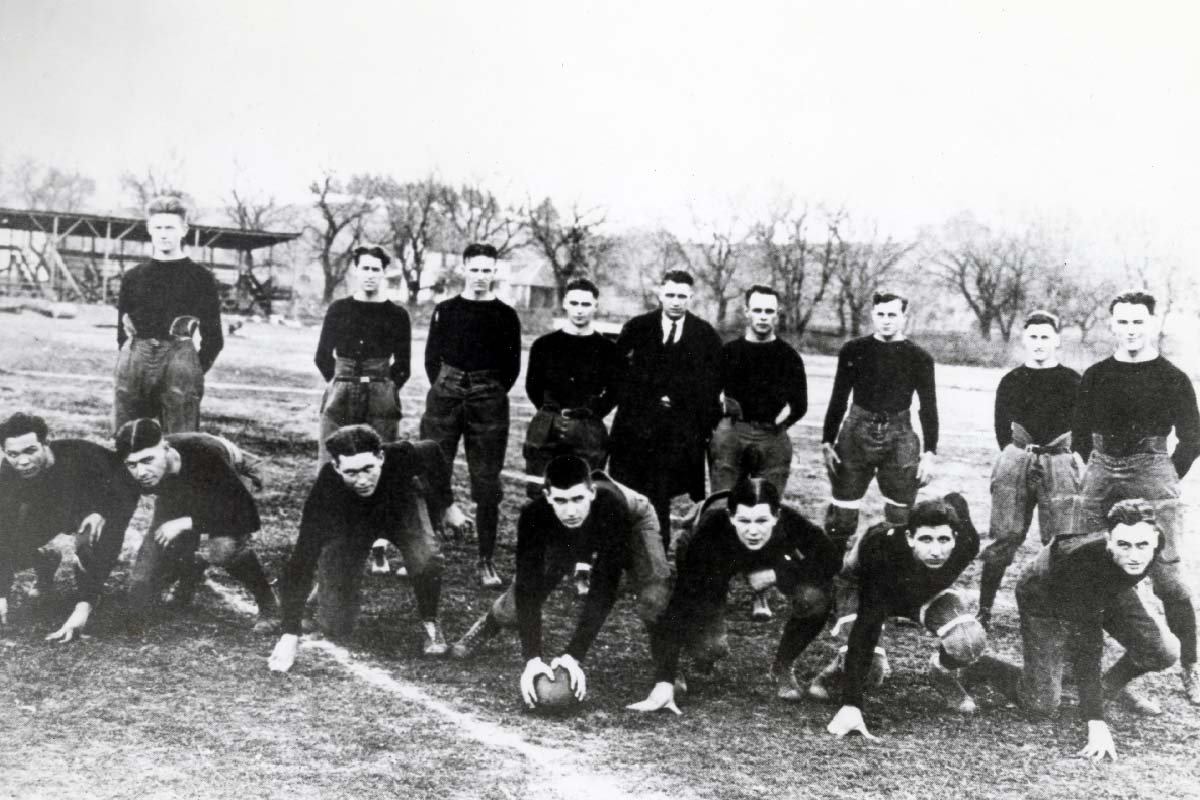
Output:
left=448, top=455, right=670, bottom=710
left=116, top=419, right=277, bottom=632
left=0, top=412, right=141, bottom=642
left=268, top=425, right=469, bottom=671
left=822, top=494, right=985, bottom=740
left=627, top=465, right=841, bottom=714
left=965, top=500, right=1178, bottom=760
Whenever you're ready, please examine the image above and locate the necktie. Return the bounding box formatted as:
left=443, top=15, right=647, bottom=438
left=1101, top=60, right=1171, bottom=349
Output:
left=666, top=320, right=678, bottom=346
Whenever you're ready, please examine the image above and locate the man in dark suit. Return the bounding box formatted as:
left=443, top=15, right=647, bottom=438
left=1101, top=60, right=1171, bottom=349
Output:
left=608, top=270, right=723, bottom=549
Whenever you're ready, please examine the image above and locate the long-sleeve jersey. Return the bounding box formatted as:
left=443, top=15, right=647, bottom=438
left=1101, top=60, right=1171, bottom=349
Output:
left=822, top=336, right=938, bottom=452
left=993, top=365, right=1080, bottom=449
left=314, top=298, right=412, bottom=387
left=116, top=258, right=224, bottom=372
left=1072, top=355, right=1200, bottom=477
left=652, top=504, right=840, bottom=683
left=842, top=511, right=979, bottom=708
left=514, top=479, right=631, bottom=661
left=153, top=434, right=260, bottom=537
left=0, top=440, right=141, bottom=604
left=721, top=338, right=808, bottom=427
left=525, top=330, right=620, bottom=417
left=278, top=441, right=452, bottom=635
left=424, top=295, right=521, bottom=390
left=1016, top=532, right=1159, bottom=720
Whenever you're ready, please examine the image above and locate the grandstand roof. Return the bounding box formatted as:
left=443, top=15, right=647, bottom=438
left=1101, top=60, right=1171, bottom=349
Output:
left=0, top=206, right=300, bottom=251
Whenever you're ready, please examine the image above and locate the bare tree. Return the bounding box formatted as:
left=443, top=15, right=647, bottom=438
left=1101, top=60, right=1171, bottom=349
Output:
left=11, top=157, right=95, bottom=212
left=1038, top=264, right=1117, bottom=344
left=674, top=215, right=752, bottom=327
left=120, top=163, right=192, bottom=215
left=524, top=198, right=609, bottom=299
left=441, top=183, right=525, bottom=257
left=224, top=188, right=286, bottom=232
left=930, top=213, right=1043, bottom=341
left=1115, top=233, right=1197, bottom=345
left=835, top=219, right=916, bottom=337
left=752, top=204, right=840, bottom=336
left=306, top=172, right=376, bottom=302
left=377, top=176, right=451, bottom=306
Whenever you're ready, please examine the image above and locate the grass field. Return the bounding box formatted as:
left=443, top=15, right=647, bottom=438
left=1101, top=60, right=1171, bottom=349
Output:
left=1, top=305, right=1199, bottom=800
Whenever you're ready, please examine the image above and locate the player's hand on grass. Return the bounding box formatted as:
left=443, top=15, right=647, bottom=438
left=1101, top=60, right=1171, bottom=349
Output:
left=520, top=657, right=555, bottom=708
left=821, top=443, right=841, bottom=478
left=747, top=568, right=777, bottom=593
left=443, top=504, right=473, bottom=541
left=77, top=514, right=105, bottom=546
left=153, top=517, right=192, bottom=547
left=827, top=705, right=880, bottom=741
left=268, top=634, right=300, bottom=673
left=626, top=682, right=682, bottom=715
left=917, top=451, right=936, bottom=486
left=1080, top=720, right=1117, bottom=761
left=550, top=654, right=587, bottom=700
left=45, top=601, right=92, bottom=644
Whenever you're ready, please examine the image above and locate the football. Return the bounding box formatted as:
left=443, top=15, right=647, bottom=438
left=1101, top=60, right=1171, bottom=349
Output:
left=532, top=666, right=579, bottom=711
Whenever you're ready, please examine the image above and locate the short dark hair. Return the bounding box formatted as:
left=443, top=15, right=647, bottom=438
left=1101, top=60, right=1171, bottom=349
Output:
left=463, top=243, right=499, bottom=261
left=325, top=424, right=383, bottom=463
left=744, top=284, right=779, bottom=305
left=543, top=454, right=593, bottom=490
left=352, top=244, right=391, bottom=269
left=661, top=270, right=694, bottom=287
left=1107, top=498, right=1158, bottom=532
left=0, top=412, right=49, bottom=446
left=1109, top=291, right=1156, bottom=315
left=873, top=291, right=908, bottom=311
left=564, top=278, right=599, bottom=298
left=1023, top=310, right=1060, bottom=331
left=727, top=445, right=782, bottom=515
left=146, top=194, right=188, bottom=221
left=906, top=498, right=958, bottom=534
left=115, top=418, right=164, bottom=460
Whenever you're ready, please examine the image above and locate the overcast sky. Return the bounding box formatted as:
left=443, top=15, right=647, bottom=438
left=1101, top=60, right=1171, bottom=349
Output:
left=1, top=0, right=1196, bottom=262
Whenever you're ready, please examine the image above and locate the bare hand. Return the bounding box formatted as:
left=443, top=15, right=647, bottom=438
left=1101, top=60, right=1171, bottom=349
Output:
left=747, top=568, right=777, bottom=593
left=626, top=682, right=682, bottom=715
left=77, top=514, right=105, bottom=546
left=520, top=658, right=555, bottom=708
left=154, top=518, right=191, bottom=547
left=1079, top=720, right=1117, bottom=761
left=917, top=451, right=936, bottom=487
left=827, top=705, right=880, bottom=741
left=45, top=602, right=92, bottom=644
left=550, top=654, right=587, bottom=701
left=269, top=634, right=300, bottom=673
left=822, top=443, right=841, bottom=479
left=443, top=504, right=473, bottom=541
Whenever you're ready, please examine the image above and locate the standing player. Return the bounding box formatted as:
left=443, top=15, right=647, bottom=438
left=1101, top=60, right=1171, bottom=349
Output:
left=711, top=284, right=808, bottom=620
left=420, top=243, right=521, bottom=588
left=114, top=194, right=223, bottom=433
left=524, top=277, right=620, bottom=477
left=976, top=311, right=1080, bottom=629
left=314, top=244, right=412, bottom=574
left=608, top=270, right=723, bottom=548
left=966, top=500, right=1179, bottom=760
left=1072, top=291, right=1200, bottom=705
left=0, top=412, right=140, bottom=642
left=267, top=425, right=471, bottom=671
left=116, top=419, right=277, bottom=632
left=448, top=455, right=670, bottom=710
left=626, top=455, right=841, bottom=715
left=821, top=292, right=937, bottom=547
left=820, top=495, right=986, bottom=740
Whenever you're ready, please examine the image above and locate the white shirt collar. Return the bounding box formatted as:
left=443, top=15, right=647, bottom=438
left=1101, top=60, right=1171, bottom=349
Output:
left=661, top=312, right=685, bottom=343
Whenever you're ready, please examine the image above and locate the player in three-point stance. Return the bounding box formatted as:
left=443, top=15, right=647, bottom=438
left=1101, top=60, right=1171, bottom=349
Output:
left=0, top=412, right=141, bottom=642
left=268, top=425, right=471, bottom=671
left=965, top=500, right=1179, bottom=761
left=976, top=311, right=1080, bottom=629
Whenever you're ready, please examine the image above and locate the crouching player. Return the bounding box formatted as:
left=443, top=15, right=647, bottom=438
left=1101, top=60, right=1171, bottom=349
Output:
left=821, top=494, right=985, bottom=740
left=448, top=455, right=670, bottom=710
left=116, top=418, right=277, bottom=632
left=268, top=425, right=470, bottom=671
left=965, top=500, right=1178, bottom=761
left=0, top=412, right=141, bottom=641
left=627, top=463, right=841, bottom=714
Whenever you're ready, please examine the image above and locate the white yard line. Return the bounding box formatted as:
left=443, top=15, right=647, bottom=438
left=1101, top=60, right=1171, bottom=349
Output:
left=207, top=579, right=679, bottom=800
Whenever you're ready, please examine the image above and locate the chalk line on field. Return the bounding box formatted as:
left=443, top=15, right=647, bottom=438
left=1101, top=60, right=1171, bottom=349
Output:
left=206, top=579, right=680, bottom=800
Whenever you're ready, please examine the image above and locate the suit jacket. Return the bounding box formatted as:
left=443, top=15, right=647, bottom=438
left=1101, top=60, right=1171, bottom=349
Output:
left=608, top=309, right=723, bottom=500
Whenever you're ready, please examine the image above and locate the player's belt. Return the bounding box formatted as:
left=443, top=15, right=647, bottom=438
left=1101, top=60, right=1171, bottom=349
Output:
left=1092, top=433, right=1169, bottom=457
left=848, top=404, right=911, bottom=426
left=331, top=356, right=391, bottom=383
left=1011, top=424, right=1071, bottom=455
left=736, top=419, right=781, bottom=432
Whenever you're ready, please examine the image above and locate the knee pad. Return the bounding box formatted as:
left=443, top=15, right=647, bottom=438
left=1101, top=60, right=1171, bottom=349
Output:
left=205, top=536, right=242, bottom=565
left=824, top=504, right=860, bottom=545
left=1134, top=633, right=1181, bottom=673
left=695, top=634, right=730, bottom=665
left=938, top=618, right=987, bottom=668
left=637, top=580, right=670, bottom=625
left=413, top=551, right=445, bottom=580
left=490, top=589, right=518, bottom=628
left=790, top=582, right=832, bottom=620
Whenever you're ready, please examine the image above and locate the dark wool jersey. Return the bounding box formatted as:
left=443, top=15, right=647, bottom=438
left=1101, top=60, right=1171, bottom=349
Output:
left=525, top=330, right=620, bottom=417
left=0, top=440, right=140, bottom=603
left=822, top=336, right=939, bottom=452
left=993, top=365, right=1081, bottom=449
left=653, top=504, right=840, bottom=683
left=314, top=298, right=412, bottom=386
left=116, top=258, right=224, bottom=371
left=278, top=441, right=452, bottom=634
left=722, top=338, right=808, bottom=427
left=842, top=519, right=979, bottom=708
left=1072, top=356, right=1200, bottom=477
left=424, top=296, right=521, bottom=390
left=514, top=479, right=631, bottom=661
left=152, top=434, right=260, bottom=537
left=1017, top=532, right=1160, bottom=720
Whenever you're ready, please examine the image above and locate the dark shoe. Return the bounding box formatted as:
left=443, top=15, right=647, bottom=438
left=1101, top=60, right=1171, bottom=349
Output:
left=450, top=614, right=498, bottom=660
left=478, top=560, right=503, bottom=589
left=771, top=663, right=803, bottom=702
left=976, top=607, right=993, bottom=633
left=422, top=621, right=448, bottom=657
left=166, top=557, right=209, bottom=608
left=807, top=656, right=842, bottom=703
left=751, top=592, right=774, bottom=622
